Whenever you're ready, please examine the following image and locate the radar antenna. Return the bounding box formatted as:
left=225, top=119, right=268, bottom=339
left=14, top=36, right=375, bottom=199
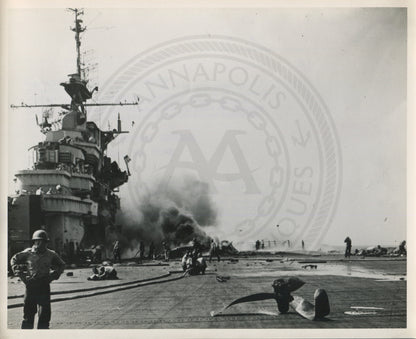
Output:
left=68, top=8, right=85, bottom=78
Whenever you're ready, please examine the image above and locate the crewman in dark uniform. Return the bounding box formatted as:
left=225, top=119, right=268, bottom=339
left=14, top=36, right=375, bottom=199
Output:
left=191, top=237, right=201, bottom=266
left=162, top=241, right=170, bottom=261
left=10, top=229, right=65, bottom=329
left=113, top=240, right=121, bottom=263
left=344, top=236, right=352, bottom=258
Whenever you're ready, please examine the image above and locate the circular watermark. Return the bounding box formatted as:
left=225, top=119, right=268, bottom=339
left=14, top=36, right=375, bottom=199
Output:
left=90, top=35, right=342, bottom=250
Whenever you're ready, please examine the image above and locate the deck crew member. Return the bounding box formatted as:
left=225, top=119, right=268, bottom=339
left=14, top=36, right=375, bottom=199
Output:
left=209, top=239, right=220, bottom=263
left=344, top=236, right=352, bottom=258
left=10, top=229, right=65, bottom=329
left=398, top=240, right=406, bottom=255
left=162, top=241, right=170, bottom=261
left=88, top=265, right=118, bottom=280
left=139, top=241, right=145, bottom=259
left=148, top=241, right=155, bottom=259
left=113, top=240, right=121, bottom=263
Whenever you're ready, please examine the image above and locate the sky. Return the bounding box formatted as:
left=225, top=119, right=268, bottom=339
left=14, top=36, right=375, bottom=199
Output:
left=6, top=7, right=407, bottom=248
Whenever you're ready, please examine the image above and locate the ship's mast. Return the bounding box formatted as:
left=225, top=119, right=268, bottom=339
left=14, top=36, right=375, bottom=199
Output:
left=10, top=8, right=138, bottom=130
left=68, top=8, right=85, bottom=78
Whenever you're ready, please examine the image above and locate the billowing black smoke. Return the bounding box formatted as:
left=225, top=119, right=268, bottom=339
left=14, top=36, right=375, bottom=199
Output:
left=110, top=177, right=217, bottom=258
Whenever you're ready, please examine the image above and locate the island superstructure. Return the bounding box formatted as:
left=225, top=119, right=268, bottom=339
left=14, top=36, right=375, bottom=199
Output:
left=8, top=8, right=137, bottom=262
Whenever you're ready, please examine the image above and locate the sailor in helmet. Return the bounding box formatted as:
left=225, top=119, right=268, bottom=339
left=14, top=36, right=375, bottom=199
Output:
left=10, top=229, right=66, bottom=329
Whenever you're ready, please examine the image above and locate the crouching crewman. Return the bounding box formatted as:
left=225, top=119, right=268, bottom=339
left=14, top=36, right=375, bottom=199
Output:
left=10, top=229, right=66, bottom=329
left=88, top=264, right=118, bottom=280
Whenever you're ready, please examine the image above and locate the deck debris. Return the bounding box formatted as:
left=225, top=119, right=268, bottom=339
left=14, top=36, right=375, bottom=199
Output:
left=210, top=277, right=330, bottom=321
left=216, top=275, right=230, bottom=283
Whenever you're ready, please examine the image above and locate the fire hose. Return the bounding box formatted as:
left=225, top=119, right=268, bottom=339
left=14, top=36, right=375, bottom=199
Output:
left=8, top=271, right=187, bottom=309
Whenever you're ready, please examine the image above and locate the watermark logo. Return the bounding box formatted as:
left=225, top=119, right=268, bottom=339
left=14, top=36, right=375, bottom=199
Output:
left=91, top=36, right=342, bottom=249
left=161, top=129, right=260, bottom=194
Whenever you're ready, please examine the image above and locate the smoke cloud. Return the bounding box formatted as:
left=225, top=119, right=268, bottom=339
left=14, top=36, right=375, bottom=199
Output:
left=109, top=176, right=218, bottom=257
